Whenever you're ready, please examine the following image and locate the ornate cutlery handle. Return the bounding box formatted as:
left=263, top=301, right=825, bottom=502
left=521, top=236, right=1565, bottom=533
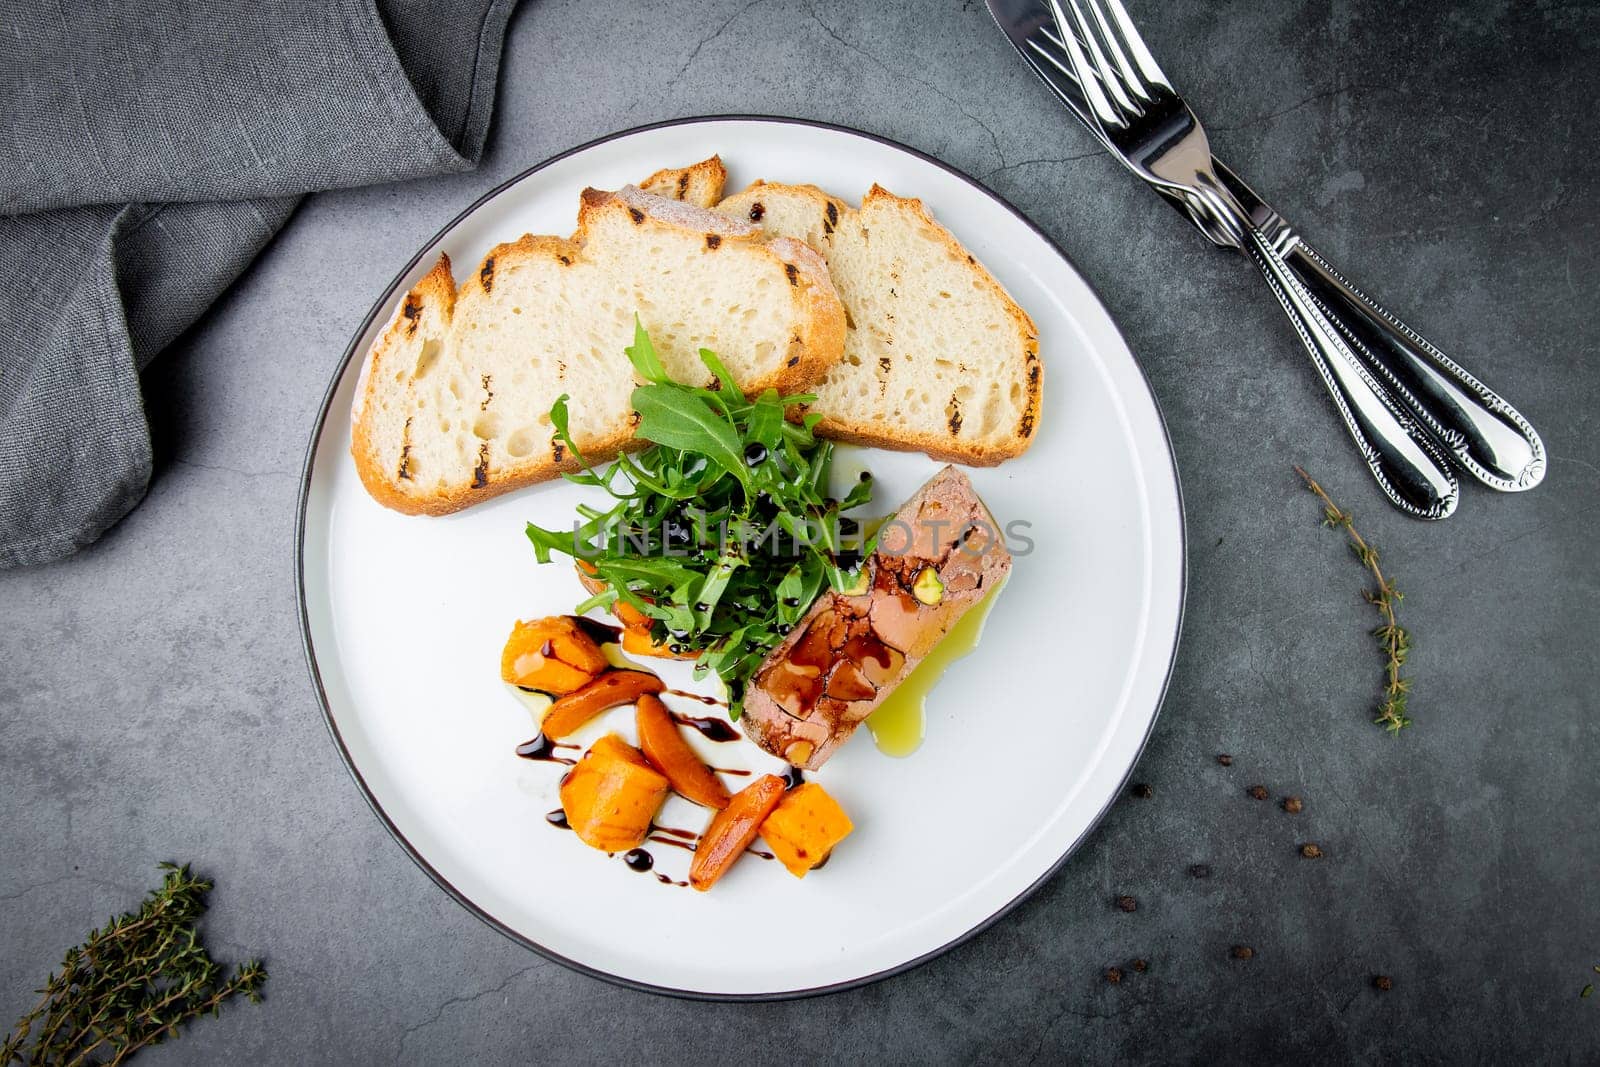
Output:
left=1240, top=227, right=1461, bottom=519
left=1284, top=241, right=1546, bottom=490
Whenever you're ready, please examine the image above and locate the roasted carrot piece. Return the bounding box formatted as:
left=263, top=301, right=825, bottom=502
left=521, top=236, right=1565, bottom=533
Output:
left=560, top=734, right=669, bottom=852
left=614, top=601, right=652, bottom=628
left=620, top=624, right=696, bottom=660
left=541, top=669, right=665, bottom=739
left=573, top=561, right=656, bottom=629
left=636, top=694, right=731, bottom=810
left=688, top=775, right=787, bottom=892
left=759, top=782, right=854, bottom=878
left=501, top=617, right=609, bottom=693
left=575, top=560, right=606, bottom=596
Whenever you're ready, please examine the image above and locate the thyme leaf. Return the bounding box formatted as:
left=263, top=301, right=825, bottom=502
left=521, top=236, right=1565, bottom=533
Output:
left=1295, top=466, right=1412, bottom=734
left=2, top=864, right=265, bottom=1066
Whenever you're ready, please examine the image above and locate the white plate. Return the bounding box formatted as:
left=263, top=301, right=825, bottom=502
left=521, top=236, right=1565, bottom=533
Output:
left=297, top=117, right=1185, bottom=998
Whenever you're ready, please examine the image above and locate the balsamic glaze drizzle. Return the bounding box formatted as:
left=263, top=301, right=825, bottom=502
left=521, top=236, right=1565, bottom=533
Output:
left=670, top=712, right=740, bottom=743
left=647, top=834, right=696, bottom=853
left=515, top=733, right=577, bottom=765
left=569, top=616, right=624, bottom=645
left=664, top=688, right=727, bottom=707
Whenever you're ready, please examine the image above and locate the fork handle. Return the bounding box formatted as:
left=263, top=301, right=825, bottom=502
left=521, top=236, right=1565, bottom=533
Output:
left=1241, top=228, right=1461, bottom=519
left=1282, top=241, right=1546, bottom=490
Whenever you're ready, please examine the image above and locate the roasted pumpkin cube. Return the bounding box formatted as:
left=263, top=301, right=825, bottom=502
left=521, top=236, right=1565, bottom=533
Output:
left=559, top=734, right=670, bottom=853
left=759, top=782, right=854, bottom=878
left=501, top=616, right=609, bottom=693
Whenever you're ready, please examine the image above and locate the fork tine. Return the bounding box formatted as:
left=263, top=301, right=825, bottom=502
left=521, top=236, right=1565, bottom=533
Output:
left=1078, top=0, right=1153, bottom=104
left=1058, top=0, right=1141, bottom=118
left=1096, top=0, right=1173, bottom=94
left=1044, top=0, right=1125, bottom=129
left=1036, top=23, right=1118, bottom=101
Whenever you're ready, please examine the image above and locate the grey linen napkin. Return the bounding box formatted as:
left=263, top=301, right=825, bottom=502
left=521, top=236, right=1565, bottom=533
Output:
left=0, top=0, right=520, bottom=567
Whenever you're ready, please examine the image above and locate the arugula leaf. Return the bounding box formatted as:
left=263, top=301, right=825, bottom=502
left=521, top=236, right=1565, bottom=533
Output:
left=691, top=554, right=744, bottom=628
left=744, top=390, right=785, bottom=451
left=526, top=521, right=581, bottom=564
left=524, top=322, right=874, bottom=717
left=698, top=348, right=744, bottom=407
left=548, top=394, right=606, bottom=487
left=624, top=315, right=669, bottom=383
left=631, top=383, right=751, bottom=489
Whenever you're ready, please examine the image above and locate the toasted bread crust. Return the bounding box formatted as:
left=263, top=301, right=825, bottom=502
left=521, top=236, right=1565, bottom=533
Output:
left=350, top=184, right=846, bottom=516
left=350, top=254, right=457, bottom=515
left=638, top=155, right=727, bottom=207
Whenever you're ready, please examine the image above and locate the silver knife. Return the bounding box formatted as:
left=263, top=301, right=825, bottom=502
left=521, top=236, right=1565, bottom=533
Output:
left=987, top=0, right=1545, bottom=495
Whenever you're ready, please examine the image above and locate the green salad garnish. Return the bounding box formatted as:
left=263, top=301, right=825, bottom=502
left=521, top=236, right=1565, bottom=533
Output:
left=526, top=320, right=874, bottom=717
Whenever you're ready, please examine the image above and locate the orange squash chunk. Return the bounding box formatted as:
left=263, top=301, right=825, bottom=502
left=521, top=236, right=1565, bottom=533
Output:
left=614, top=600, right=651, bottom=628
left=688, top=775, right=787, bottom=892
left=559, top=734, right=670, bottom=853
left=620, top=624, right=696, bottom=660
left=759, top=782, right=853, bottom=878
left=501, top=616, right=609, bottom=694
left=541, top=669, right=664, bottom=739
left=636, top=695, right=730, bottom=810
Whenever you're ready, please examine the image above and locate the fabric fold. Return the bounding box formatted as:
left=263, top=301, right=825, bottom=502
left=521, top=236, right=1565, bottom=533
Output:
left=0, top=0, right=520, bottom=567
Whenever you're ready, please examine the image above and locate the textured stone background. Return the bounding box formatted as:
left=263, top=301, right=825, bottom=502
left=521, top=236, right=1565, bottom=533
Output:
left=3, top=0, right=1597, bottom=1061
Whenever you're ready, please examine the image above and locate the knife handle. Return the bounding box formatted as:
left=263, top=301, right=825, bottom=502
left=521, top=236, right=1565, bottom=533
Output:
left=1283, top=241, right=1546, bottom=490
left=1241, top=228, right=1460, bottom=519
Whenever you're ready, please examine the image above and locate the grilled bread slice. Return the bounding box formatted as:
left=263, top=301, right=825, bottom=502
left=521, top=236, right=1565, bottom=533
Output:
left=716, top=181, right=1041, bottom=465
left=350, top=185, right=845, bottom=515
left=638, top=155, right=727, bottom=208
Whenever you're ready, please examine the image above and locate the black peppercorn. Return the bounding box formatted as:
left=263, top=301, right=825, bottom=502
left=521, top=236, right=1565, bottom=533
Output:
left=1130, top=782, right=1153, bottom=799
left=1189, top=864, right=1211, bottom=879
left=1216, top=754, right=1234, bottom=766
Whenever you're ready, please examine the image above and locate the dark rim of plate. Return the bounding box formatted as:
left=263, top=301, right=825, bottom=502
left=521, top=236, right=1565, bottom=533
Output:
left=293, top=114, right=1189, bottom=1002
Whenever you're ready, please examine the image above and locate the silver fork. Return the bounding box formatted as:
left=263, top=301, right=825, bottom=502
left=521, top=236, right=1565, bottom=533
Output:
left=998, top=6, right=1546, bottom=498
left=1044, top=0, right=1464, bottom=519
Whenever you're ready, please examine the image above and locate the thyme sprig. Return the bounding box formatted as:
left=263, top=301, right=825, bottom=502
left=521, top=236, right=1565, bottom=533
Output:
left=2, top=864, right=265, bottom=1066
left=1295, top=467, right=1412, bottom=734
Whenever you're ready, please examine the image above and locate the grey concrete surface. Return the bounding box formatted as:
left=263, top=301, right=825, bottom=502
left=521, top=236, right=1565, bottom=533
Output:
left=3, top=0, right=1597, bottom=1061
